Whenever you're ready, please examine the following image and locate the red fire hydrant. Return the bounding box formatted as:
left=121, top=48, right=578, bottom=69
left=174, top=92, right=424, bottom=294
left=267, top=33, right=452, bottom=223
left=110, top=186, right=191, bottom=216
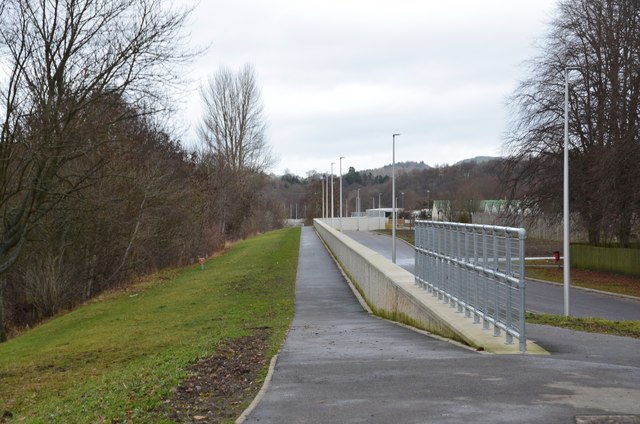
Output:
left=553, top=251, right=560, bottom=265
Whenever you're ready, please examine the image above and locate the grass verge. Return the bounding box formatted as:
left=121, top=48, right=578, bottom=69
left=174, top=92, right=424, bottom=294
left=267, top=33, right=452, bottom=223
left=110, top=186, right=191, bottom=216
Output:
left=525, top=264, right=640, bottom=297
left=526, top=312, right=640, bottom=339
left=0, top=227, right=301, bottom=423
left=374, top=229, right=415, bottom=245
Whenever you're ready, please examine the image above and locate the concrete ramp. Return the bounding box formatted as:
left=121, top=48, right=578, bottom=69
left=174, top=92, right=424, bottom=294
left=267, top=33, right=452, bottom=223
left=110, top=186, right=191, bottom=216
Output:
left=314, top=220, right=547, bottom=354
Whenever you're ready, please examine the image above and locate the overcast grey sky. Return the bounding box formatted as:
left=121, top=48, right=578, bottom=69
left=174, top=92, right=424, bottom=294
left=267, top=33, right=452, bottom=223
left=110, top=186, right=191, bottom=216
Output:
left=176, top=0, right=558, bottom=176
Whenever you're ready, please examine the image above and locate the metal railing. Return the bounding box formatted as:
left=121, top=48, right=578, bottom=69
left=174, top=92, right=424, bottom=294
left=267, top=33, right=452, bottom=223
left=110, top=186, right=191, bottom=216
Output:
left=414, top=221, right=527, bottom=352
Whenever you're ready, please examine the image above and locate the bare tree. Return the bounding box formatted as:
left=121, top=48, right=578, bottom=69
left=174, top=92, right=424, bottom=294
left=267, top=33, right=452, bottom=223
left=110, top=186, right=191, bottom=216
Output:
left=197, top=64, right=273, bottom=238
left=503, top=0, right=640, bottom=246
left=198, top=64, right=273, bottom=174
left=0, top=0, right=194, bottom=341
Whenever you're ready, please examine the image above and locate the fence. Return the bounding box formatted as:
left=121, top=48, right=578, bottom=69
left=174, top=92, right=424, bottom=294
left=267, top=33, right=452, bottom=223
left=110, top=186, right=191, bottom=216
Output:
left=414, top=221, right=527, bottom=352
left=571, top=244, right=640, bottom=277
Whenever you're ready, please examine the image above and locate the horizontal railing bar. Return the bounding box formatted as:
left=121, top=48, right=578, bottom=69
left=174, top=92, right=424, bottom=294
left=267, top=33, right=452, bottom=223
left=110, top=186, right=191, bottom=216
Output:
left=415, top=248, right=522, bottom=288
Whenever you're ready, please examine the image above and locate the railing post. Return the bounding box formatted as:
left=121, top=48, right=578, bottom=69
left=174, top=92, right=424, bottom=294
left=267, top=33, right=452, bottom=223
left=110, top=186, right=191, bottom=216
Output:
left=492, top=227, right=501, bottom=337
left=482, top=226, right=490, bottom=330
left=436, top=224, right=441, bottom=294
left=473, top=228, right=480, bottom=324
left=448, top=224, right=455, bottom=307
left=504, top=229, right=513, bottom=345
left=519, top=228, right=527, bottom=353
left=464, top=230, right=471, bottom=318
left=415, top=222, right=421, bottom=287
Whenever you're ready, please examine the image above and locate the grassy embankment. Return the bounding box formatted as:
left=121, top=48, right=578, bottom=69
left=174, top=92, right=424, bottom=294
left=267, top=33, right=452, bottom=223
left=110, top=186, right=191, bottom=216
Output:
left=0, top=227, right=301, bottom=423
left=374, top=229, right=640, bottom=338
left=526, top=312, right=640, bottom=339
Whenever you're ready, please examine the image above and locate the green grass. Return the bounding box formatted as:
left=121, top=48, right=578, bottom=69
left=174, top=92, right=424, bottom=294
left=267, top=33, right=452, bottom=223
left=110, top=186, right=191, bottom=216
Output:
left=0, top=227, right=301, bottom=423
left=526, top=312, right=640, bottom=339
left=374, top=229, right=415, bottom=245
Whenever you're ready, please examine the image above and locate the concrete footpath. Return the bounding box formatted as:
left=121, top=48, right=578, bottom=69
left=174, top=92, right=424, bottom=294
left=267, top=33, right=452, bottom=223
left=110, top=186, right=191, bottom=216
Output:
left=243, top=227, right=640, bottom=423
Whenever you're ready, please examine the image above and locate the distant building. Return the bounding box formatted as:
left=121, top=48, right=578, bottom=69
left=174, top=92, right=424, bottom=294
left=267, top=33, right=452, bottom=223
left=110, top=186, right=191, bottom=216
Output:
left=366, top=208, right=400, bottom=218
left=431, top=200, right=452, bottom=221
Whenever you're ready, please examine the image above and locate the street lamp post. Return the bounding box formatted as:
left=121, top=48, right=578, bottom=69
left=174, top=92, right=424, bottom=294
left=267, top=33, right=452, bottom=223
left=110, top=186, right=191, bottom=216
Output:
left=331, top=162, right=335, bottom=226
left=321, top=176, right=325, bottom=219
left=392, top=133, right=400, bottom=264
left=325, top=173, right=328, bottom=219
left=324, top=171, right=331, bottom=223
left=339, top=156, right=344, bottom=231
left=563, top=66, right=581, bottom=317
left=378, top=192, right=382, bottom=209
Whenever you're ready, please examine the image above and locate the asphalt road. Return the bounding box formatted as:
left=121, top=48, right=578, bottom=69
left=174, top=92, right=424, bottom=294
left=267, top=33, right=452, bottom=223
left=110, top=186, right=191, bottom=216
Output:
left=243, top=227, right=640, bottom=423
left=345, top=230, right=640, bottom=321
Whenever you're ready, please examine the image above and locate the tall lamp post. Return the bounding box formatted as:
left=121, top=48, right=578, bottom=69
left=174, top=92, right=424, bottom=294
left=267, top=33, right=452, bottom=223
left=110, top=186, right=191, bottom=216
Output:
left=563, top=66, right=581, bottom=317
left=392, top=133, right=400, bottom=263
left=331, top=162, right=335, bottom=226
left=327, top=171, right=330, bottom=220
left=339, top=156, right=344, bottom=230
left=324, top=172, right=328, bottom=219
left=321, top=175, right=325, bottom=219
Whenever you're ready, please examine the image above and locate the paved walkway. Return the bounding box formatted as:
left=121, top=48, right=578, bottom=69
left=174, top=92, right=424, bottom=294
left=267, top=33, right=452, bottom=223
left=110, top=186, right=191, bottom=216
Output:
left=244, top=227, right=640, bottom=423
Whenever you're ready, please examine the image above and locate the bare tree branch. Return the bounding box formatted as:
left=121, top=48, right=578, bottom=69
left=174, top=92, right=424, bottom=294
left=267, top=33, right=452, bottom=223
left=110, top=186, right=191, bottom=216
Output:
left=0, top=0, right=195, bottom=274
left=503, top=0, right=640, bottom=246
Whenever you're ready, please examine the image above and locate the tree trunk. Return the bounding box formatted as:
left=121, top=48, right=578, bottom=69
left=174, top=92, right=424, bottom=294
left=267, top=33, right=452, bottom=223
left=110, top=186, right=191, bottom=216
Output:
left=111, top=190, right=148, bottom=282
left=85, top=251, right=97, bottom=300
left=587, top=222, right=601, bottom=246
left=618, top=215, right=632, bottom=248
left=0, top=276, right=7, bottom=342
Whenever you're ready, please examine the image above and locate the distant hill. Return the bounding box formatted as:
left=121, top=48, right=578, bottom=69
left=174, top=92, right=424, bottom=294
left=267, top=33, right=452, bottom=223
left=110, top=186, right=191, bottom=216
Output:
left=362, top=157, right=501, bottom=178
left=363, top=161, right=430, bottom=177
left=454, top=156, right=500, bottom=166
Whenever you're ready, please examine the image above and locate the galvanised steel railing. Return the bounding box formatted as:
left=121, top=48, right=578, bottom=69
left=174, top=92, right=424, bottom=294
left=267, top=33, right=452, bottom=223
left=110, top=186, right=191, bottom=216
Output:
left=414, top=221, right=527, bottom=352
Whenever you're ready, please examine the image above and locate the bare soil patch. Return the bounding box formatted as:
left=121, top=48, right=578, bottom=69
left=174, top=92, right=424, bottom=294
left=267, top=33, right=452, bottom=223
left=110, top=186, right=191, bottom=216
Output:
left=159, top=329, right=270, bottom=423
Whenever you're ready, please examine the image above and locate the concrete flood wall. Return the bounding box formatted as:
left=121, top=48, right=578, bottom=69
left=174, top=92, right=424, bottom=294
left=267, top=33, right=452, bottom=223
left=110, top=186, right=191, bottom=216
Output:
left=313, top=219, right=547, bottom=355
left=317, top=217, right=387, bottom=231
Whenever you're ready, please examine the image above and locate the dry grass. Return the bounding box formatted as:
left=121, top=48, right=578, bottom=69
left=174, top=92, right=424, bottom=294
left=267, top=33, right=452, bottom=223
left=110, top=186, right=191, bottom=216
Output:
left=526, top=261, right=640, bottom=298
